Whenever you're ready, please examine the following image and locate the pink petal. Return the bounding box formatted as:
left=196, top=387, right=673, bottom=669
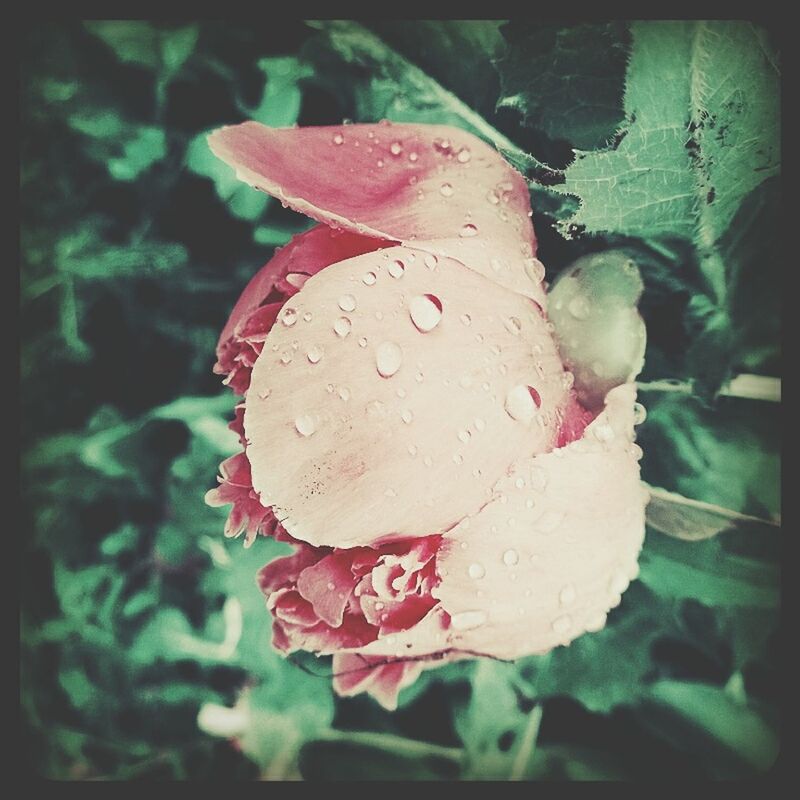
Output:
left=208, top=122, right=546, bottom=305
left=296, top=552, right=362, bottom=627
left=257, top=545, right=324, bottom=596
left=244, top=245, right=569, bottom=548
left=270, top=589, right=319, bottom=627
left=331, top=654, right=424, bottom=711
left=432, top=383, right=649, bottom=660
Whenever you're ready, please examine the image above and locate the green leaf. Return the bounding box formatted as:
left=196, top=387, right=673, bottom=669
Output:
left=556, top=21, right=779, bottom=246
left=107, top=126, right=166, bottom=181
left=496, top=22, right=629, bottom=150
left=85, top=21, right=161, bottom=70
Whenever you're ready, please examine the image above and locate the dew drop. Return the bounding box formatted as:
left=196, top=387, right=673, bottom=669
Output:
left=338, top=294, right=357, bottom=312
left=295, top=415, right=316, bottom=437
left=280, top=350, right=293, bottom=365
left=486, top=189, right=500, bottom=204
left=524, top=258, right=546, bottom=283
left=450, top=610, right=486, bottom=630
left=358, top=336, right=368, bottom=348
left=633, top=402, right=647, bottom=425
left=258, top=388, right=271, bottom=400
left=332, top=133, right=344, bottom=145
left=459, top=223, right=479, bottom=238
left=307, top=345, right=323, bottom=364
left=337, top=386, right=350, bottom=401
left=433, top=137, right=451, bottom=153
left=594, top=423, right=615, bottom=443
left=503, top=549, right=519, bottom=566
left=389, top=141, right=403, bottom=156
left=409, top=294, right=443, bottom=332
left=514, top=477, right=525, bottom=489
left=474, top=418, right=486, bottom=432
left=401, top=409, right=413, bottom=424
left=388, top=259, right=405, bottom=279
left=456, top=147, right=471, bottom=163
left=439, top=182, right=454, bottom=197
left=396, top=387, right=407, bottom=399
left=408, top=444, right=418, bottom=456
left=504, top=316, right=522, bottom=336
left=453, top=453, right=464, bottom=465
left=415, top=372, right=424, bottom=383
left=504, top=385, right=539, bottom=424
left=468, top=563, right=485, bottom=579
left=424, top=253, right=438, bottom=270
left=376, top=342, right=403, bottom=378
left=568, top=294, right=591, bottom=320
left=333, top=316, right=352, bottom=338
left=280, top=307, right=298, bottom=327
left=408, top=152, right=418, bottom=162
left=490, top=258, right=504, bottom=272
left=423, top=455, right=433, bottom=467
left=362, top=271, right=377, bottom=286
left=457, top=429, right=471, bottom=443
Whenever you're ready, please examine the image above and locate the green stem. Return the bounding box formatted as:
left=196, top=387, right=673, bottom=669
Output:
left=637, top=375, right=780, bottom=402
left=509, top=703, right=543, bottom=781
left=317, top=729, right=464, bottom=764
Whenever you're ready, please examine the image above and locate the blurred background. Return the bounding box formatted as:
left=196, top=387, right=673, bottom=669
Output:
left=20, top=20, right=780, bottom=780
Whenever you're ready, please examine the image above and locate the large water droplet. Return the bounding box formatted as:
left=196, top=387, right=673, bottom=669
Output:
left=468, top=563, right=485, bottom=579
left=280, top=307, right=298, bottom=327
left=389, top=141, right=403, bottom=156
left=450, top=610, right=486, bottom=631
left=459, top=223, right=478, bottom=238
left=409, top=294, right=443, bottom=333
left=295, top=415, right=316, bottom=437
left=338, top=294, right=357, bottom=312
left=333, top=317, right=352, bottom=338
left=440, top=182, right=454, bottom=197
left=388, top=260, right=405, bottom=279
left=503, top=549, right=519, bottom=566
left=307, top=345, right=323, bottom=364
left=376, top=341, right=403, bottom=378
left=456, top=147, right=471, bottom=163
left=505, top=385, right=539, bottom=424
left=633, top=402, right=647, bottom=425
left=362, top=271, right=377, bottom=286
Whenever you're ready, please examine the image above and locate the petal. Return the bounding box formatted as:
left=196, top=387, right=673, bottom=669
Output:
left=296, top=552, right=362, bottom=627
left=331, top=653, right=424, bottom=711
left=257, top=545, right=324, bottom=596
left=548, top=251, right=646, bottom=409
left=433, top=383, right=649, bottom=660
left=244, top=245, right=569, bottom=547
left=208, top=122, right=546, bottom=305
left=270, top=589, right=319, bottom=627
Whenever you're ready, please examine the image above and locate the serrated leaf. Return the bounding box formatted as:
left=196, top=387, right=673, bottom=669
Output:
left=556, top=21, right=779, bottom=245
left=497, top=21, right=629, bottom=150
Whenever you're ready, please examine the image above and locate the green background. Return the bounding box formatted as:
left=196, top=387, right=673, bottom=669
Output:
left=20, top=20, right=781, bottom=780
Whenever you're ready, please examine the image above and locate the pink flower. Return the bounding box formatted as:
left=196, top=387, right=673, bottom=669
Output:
left=206, top=121, right=648, bottom=709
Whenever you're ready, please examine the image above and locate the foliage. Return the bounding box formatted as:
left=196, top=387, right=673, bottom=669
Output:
left=20, top=20, right=780, bottom=780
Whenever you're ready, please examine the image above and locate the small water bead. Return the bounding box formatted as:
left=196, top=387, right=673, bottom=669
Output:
left=389, top=141, right=403, bottom=156
left=375, top=311, right=384, bottom=321
left=376, top=342, right=403, bottom=378
left=450, top=610, right=487, bottom=631
left=504, top=316, right=522, bottom=336
left=486, top=190, right=500, bottom=205
left=559, top=585, right=576, bottom=606
left=362, top=271, right=377, bottom=286
left=475, top=333, right=485, bottom=344
left=453, top=453, right=464, bottom=465
left=633, top=402, right=647, bottom=425
left=295, top=415, right=316, bottom=437
left=358, top=336, right=368, bottom=348
left=258, top=388, right=272, bottom=400
left=525, top=498, right=535, bottom=509
left=388, top=260, right=405, bottom=279
left=505, top=385, right=540, bottom=424
left=439, top=182, right=454, bottom=197
left=376, top=159, right=384, bottom=168
left=433, top=137, right=451, bottom=153
left=594, top=423, right=615, bottom=443
left=409, top=294, right=443, bottom=332
left=456, top=147, right=472, bottom=163
left=407, top=444, right=418, bottom=456
left=552, top=615, right=572, bottom=634
left=457, top=429, right=471, bottom=443
left=490, top=258, right=504, bottom=272
left=474, top=418, right=486, bottom=432
left=423, top=455, right=433, bottom=467
left=280, top=351, right=293, bottom=365
left=514, top=477, right=525, bottom=489
left=468, top=563, right=485, bottom=580
left=307, top=345, right=323, bottom=364
left=333, top=317, right=352, bottom=338
left=568, top=294, right=591, bottom=320
left=337, top=387, right=351, bottom=402
left=424, top=254, right=438, bottom=270
left=503, top=549, right=519, bottom=566
left=332, top=133, right=344, bottom=145
left=326, top=383, right=335, bottom=393
left=301, top=311, right=313, bottom=324
left=408, top=152, right=418, bottom=162
left=415, top=372, right=424, bottom=383
left=460, top=223, right=479, bottom=238
left=401, top=409, right=414, bottom=424
left=280, top=307, right=298, bottom=327
left=338, top=294, right=357, bottom=312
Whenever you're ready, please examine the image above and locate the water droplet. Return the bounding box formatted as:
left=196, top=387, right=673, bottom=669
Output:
left=332, top=133, right=344, bottom=145
left=424, top=253, right=438, bottom=270
left=594, top=423, right=615, bottom=443
left=568, top=294, right=591, bottom=320
left=388, top=259, right=405, bottom=279
left=409, top=294, right=442, bottom=332
left=376, top=342, right=403, bottom=378
left=456, top=147, right=471, bottom=163
left=338, top=294, right=357, bottom=312
left=389, top=141, right=403, bottom=156
left=362, top=271, right=377, bottom=285
left=423, top=455, right=433, bottom=467
left=459, top=223, right=478, bottom=238
left=358, top=336, right=368, bottom=348
left=458, top=429, right=471, bottom=443
left=415, top=372, right=424, bottom=383
left=453, top=453, right=464, bottom=465
left=486, top=189, right=500, bottom=205
left=258, top=388, right=272, bottom=400
left=468, top=563, right=485, bottom=579
left=433, top=137, right=452, bottom=153
left=525, top=498, right=535, bottom=509
left=307, top=345, right=323, bottom=364
left=333, top=316, right=352, bottom=338
left=286, top=272, right=310, bottom=289
left=280, top=350, right=293, bottom=365
left=337, top=386, right=350, bottom=402
left=609, top=570, right=630, bottom=595
left=374, top=601, right=385, bottom=611
left=407, top=444, right=418, bottom=456
left=474, top=418, right=486, bottom=432
left=396, top=388, right=407, bottom=398
left=552, top=615, right=572, bottom=634
left=633, top=402, right=647, bottom=425
left=503, top=549, right=519, bottom=566
left=559, top=585, right=576, bottom=606
left=376, top=159, right=384, bottom=168
left=295, top=415, right=316, bottom=437
left=504, top=316, right=522, bottom=336
left=408, top=152, right=418, bottom=162
left=439, top=182, right=454, bottom=197
left=524, top=258, right=545, bottom=283
left=326, top=383, right=335, bottom=393
left=514, top=477, right=525, bottom=489
left=451, top=610, right=486, bottom=630
left=401, top=409, right=413, bottom=424
left=490, top=258, right=504, bottom=272
left=505, top=385, right=540, bottom=424
left=280, top=307, right=298, bottom=327
left=561, top=372, right=575, bottom=391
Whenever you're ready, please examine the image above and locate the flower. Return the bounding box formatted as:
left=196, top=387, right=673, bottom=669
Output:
left=206, top=120, right=648, bottom=709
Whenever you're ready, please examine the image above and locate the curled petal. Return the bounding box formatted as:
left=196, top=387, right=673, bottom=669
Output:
left=432, top=383, right=649, bottom=660
left=208, top=122, right=546, bottom=304
left=331, top=654, right=425, bottom=711
left=244, top=246, right=569, bottom=547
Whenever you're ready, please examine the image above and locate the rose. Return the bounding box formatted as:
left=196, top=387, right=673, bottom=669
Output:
left=206, top=121, right=648, bottom=710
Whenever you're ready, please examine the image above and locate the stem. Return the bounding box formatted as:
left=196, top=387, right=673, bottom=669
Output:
left=317, top=729, right=463, bottom=764
left=637, top=375, right=781, bottom=402
left=509, top=703, right=543, bottom=781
